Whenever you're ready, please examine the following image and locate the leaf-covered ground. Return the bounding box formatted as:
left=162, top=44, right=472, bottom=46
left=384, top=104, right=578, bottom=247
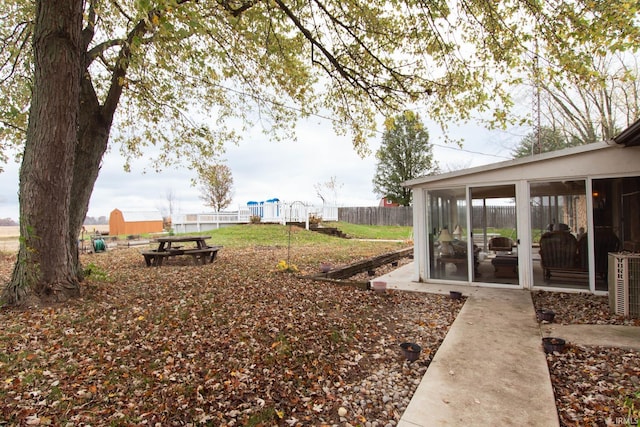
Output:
left=547, top=345, right=640, bottom=427
left=533, top=291, right=640, bottom=427
left=532, top=291, right=640, bottom=326
left=0, top=244, right=462, bottom=426
left=3, top=245, right=639, bottom=427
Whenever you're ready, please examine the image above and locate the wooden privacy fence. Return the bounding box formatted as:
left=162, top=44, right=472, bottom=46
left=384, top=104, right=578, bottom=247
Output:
left=339, top=205, right=564, bottom=229
left=471, top=206, right=565, bottom=230
left=471, top=206, right=517, bottom=229
left=338, top=207, right=413, bottom=226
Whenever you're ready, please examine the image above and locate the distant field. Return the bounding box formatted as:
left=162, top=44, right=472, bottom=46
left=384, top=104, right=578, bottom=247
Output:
left=0, top=225, right=110, bottom=252
left=0, top=226, right=19, bottom=238
left=0, top=225, right=109, bottom=238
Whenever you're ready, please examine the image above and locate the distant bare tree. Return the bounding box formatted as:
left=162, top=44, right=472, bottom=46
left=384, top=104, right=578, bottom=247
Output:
left=442, top=159, right=473, bottom=173
left=315, top=176, right=343, bottom=205
left=537, top=53, right=640, bottom=144
left=0, top=218, right=18, bottom=226
left=165, top=189, right=176, bottom=220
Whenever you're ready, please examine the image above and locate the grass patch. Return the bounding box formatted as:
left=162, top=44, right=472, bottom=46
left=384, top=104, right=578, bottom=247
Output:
left=472, top=227, right=518, bottom=240
left=83, top=262, right=110, bottom=281
left=246, top=407, right=281, bottom=426
left=198, top=224, right=336, bottom=248
left=200, top=223, right=413, bottom=248
left=471, top=227, right=553, bottom=243
left=79, top=221, right=414, bottom=244
left=332, top=222, right=413, bottom=240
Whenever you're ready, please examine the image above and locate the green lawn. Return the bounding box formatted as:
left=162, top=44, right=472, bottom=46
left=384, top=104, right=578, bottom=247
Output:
left=200, top=223, right=413, bottom=248
left=331, top=221, right=413, bottom=240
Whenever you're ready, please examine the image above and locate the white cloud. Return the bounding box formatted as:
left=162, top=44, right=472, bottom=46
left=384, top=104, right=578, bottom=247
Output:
left=0, top=160, right=20, bottom=220
left=0, top=117, right=521, bottom=222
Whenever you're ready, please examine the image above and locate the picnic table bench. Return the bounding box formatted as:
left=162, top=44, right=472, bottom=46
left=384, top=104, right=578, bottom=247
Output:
left=141, top=235, right=222, bottom=266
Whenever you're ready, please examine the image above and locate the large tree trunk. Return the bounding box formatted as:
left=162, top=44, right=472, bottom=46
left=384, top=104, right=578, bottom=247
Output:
left=66, top=8, right=129, bottom=269
left=2, top=0, right=84, bottom=306
left=68, top=79, right=113, bottom=275
left=3, top=1, right=150, bottom=307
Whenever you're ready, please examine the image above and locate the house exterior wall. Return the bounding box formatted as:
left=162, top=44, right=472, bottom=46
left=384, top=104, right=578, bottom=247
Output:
left=407, top=142, right=640, bottom=293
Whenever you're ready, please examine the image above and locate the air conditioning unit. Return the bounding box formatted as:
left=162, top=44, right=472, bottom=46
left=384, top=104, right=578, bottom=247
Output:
left=608, top=253, right=640, bottom=318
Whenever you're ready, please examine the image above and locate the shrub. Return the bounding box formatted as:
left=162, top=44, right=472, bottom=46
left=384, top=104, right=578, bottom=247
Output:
left=276, top=260, right=298, bottom=273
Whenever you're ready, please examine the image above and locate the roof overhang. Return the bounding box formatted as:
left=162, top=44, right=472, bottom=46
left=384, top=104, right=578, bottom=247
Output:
left=403, top=141, right=615, bottom=188
left=404, top=119, right=640, bottom=189
left=613, top=119, right=640, bottom=147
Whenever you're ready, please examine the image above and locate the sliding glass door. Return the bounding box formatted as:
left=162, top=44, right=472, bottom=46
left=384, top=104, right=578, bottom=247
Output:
left=530, top=180, right=589, bottom=290
left=470, top=185, right=519, bottom=285
left=426, top=187, right=470, bottom=281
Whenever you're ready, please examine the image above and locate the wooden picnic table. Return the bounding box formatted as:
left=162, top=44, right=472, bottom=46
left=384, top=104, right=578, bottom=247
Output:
left=141, top=235, right=222, bottom=266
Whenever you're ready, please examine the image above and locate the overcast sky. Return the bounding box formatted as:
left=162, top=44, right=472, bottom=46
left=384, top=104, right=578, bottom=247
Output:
left=0, top=116, right=523, bottom=222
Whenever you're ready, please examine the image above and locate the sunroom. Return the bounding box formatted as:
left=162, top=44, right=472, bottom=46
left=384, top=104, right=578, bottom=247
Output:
left=404, top=123, right=640, bottom=294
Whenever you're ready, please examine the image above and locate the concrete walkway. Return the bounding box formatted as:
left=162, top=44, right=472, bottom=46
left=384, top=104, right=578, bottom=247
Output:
left=541, top=324, right=640, bottom=351
left=374, top=263, right=640, bottom=426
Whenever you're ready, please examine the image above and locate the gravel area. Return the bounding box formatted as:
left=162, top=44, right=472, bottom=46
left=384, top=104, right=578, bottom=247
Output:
left=532, top=291, right=640, bottom=426
left=532, top=290, right=640, bottom=326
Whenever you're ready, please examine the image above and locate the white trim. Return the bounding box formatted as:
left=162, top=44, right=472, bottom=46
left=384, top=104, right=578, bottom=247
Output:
left=404, top=142, right=615, bottom=187
left=413, top=189, right=427, bottom=282
left=516, top=180, right=531, bottom=290
left=586, top=179, right=596, bottom=293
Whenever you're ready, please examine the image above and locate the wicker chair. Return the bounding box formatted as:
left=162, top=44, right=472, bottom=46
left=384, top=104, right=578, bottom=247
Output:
left=539, top=231, right=579, bottom=280
left=488, top=236, right=514, bottom=252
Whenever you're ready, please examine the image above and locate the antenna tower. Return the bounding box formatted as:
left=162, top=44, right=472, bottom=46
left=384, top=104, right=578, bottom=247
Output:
left=532, top=32, right=542, bottom=155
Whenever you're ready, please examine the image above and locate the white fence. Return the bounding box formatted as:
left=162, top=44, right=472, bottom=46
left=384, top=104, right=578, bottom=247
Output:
left=172, top=201, right=338, bottom=233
